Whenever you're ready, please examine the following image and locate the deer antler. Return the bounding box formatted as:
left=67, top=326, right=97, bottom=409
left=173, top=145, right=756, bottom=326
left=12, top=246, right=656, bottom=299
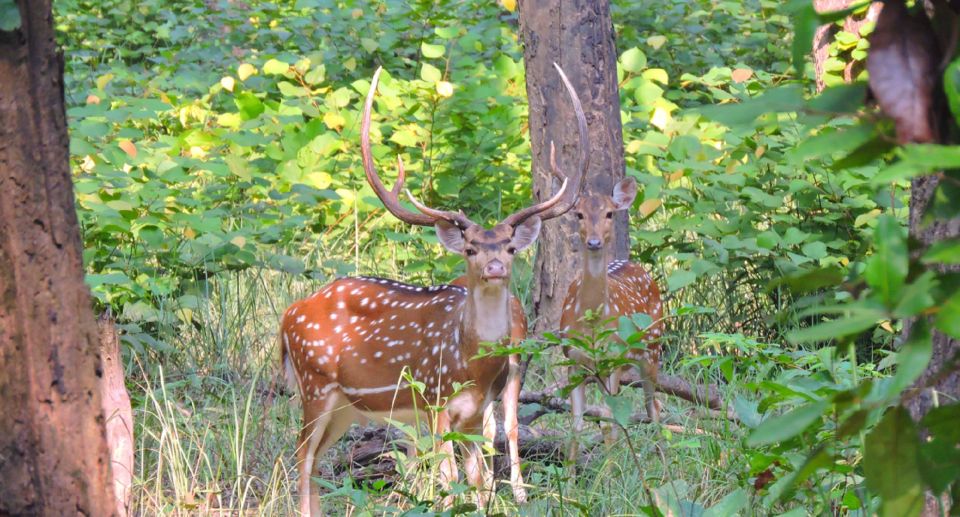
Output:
left=361, top=67, right=475, bottom=228
left=501, top=63, right=589, bottom=227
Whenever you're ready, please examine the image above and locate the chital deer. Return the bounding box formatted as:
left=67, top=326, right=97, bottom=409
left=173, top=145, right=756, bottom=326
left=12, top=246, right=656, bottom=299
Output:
left=281, top=64, right=587, bottom=515
left=559, top=177, right=663, bottom=460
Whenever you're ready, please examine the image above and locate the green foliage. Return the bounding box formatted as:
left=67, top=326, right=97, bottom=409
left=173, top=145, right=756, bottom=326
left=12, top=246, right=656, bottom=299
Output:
left=55, top=0, right=960, bottom=514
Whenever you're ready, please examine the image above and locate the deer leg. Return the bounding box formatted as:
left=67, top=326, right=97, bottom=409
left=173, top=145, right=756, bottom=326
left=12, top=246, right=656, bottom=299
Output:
left=501, top=353, right=527, bottom=502
left=602, top=368, right=623, bottom=445
left=567, top=378, right=586, bottom=463
left=463, top=404, right=494, bottom=508
left=297, top=392, right=337, bottom=516
left=433, top=410, right=457, bottom=506
left=641, top=358, right=661, bottom=423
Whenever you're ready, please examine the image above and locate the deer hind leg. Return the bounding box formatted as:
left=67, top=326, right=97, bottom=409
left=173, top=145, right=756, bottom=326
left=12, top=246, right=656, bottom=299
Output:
left=602, top=367, right=624, bottom=445
left=501, top=353, right=527, bottom=502
left=297, top=389, right=345, bottom=516
left=640, top=355, right=661, bottom=423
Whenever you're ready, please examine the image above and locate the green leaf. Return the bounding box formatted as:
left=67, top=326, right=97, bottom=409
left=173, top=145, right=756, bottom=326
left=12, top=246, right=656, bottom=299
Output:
left=888, top=321, right=932, bottom=398
left=702, top=488, right=748, bottom=517
left=807, top=83, right=867, bottom=113
left=944, top=57, right=960, bottom=126
left=603, top=394, right=633, bottom=428
left=935, top=289, right=960, bottom=339
left=420, top=62, right=442, bottom=83
left=263, top=58, right=290, bottom=76
left=0, top=0, right=21, bottom=31
left=621, top=47, right=647, bottom=73
left=787, top=0, right=818, bottom=76
left=864, top=406, right=925, bottom=517
left=235, top=92, right=264, bottom=119
left=747, top=400, right=828, bottom=446
left=421, top=42, right=445, bottom=58
left=864, top=215, right=907, bottom=307
left=697, top=85, right=805, bottom=128
left=922, top=238, right=960, bottom=265
left=789, top=123, right=875, bottom=163
left=666, top=270, right=696, bottom=292
left=787, top=312, right=881, bottom=344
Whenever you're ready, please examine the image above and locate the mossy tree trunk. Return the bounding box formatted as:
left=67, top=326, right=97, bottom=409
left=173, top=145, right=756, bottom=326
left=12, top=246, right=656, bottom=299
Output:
left=517, top=0, right=629, bottom=334
left=0, top=1, right=114, bottom=514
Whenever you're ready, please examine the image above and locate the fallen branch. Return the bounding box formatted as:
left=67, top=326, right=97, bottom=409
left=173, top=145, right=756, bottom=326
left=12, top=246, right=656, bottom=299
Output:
left=519, top=372, right=740, bottom=424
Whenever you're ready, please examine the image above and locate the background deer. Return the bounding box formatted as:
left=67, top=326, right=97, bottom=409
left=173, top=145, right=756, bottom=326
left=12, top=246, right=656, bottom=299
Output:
left=281, top=64, right=587, bottom=515
left=560, top=177, right=663, bottom=460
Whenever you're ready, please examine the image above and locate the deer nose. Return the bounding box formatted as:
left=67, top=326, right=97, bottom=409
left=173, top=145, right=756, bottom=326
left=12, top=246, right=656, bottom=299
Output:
left=586, top=238, right=603, bottom=250
left=483, top=259, right=507, bottom=279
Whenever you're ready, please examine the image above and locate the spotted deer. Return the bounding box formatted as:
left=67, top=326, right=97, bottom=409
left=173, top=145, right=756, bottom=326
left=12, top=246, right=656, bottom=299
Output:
left=559, top=177, right=664, bottom=460
left=281, top=64, right=588, bottom=515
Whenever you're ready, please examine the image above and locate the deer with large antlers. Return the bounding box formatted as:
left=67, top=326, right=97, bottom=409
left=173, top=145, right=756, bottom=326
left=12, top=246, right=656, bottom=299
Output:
left=559, top=177, right=664, bottom=461
left=281, top=64, right=588, bottom=515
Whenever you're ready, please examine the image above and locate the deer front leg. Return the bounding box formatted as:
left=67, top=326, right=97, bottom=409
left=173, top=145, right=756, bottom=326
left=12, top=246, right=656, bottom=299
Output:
left=501, top=353, right=527, bottom=502
left=433, top=410, right=457, bottom=507
left=463, top=402, right=495, bottom=509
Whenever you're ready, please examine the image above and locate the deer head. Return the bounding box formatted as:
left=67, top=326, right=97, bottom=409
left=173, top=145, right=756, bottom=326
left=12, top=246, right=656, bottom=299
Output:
left=361, top=64, right=588, bottom=292
left=572, top=177, right=637, bottom=254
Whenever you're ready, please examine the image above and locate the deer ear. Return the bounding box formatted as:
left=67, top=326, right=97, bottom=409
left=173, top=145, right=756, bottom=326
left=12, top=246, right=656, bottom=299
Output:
left=612, top=177, right=638, bottom=210
left=435, top=220, right=465, bottom=254
left=511, top=217, right=542, bottom=252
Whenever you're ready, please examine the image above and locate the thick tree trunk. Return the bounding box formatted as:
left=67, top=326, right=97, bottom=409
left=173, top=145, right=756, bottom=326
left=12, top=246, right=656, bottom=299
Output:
left=518, top=0, right=629, bottom=334
left=0, top=2, right=115, bottom=514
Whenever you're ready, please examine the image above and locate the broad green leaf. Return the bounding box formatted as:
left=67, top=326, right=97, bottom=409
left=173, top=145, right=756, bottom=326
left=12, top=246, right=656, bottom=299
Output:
left=887, top=321, right=932, bottom=397
left=935, top=289, right=960, bottom=339
left=421, top=42, right=445, bottom=58
left=747, top=400, right=828, bottom=446
left=697, top=85, right=805, bottom=128
left=666, top=270, right=696, bottom=292
left=864, top=215, right=907, bottom=307
left=621, top=47, right=647, bottom=73
left=787, top=312, right=882, bottom=344
left=807, top=83, right=867, bottom=113
left=922, top=238, right=960, bottom=265
left=789, top=123, right=874, bottom=163
left=945, top=57, right=960, bottom=126
left=420, top=62, right=442, bottom=83
left=1, top=0, right=21, bottom=31
left=603, top=394, right=633, bottom=428
left=864, top=406, right=925, bottom=517
left=263, top=58, right=290, bottom=76
left=702, top=488, right=748, bottom=517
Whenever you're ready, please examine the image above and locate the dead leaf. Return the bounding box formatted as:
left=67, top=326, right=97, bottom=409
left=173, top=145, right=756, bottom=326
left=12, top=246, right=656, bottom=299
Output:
left=86, top=94, right=100, bottom=105
left=731, top=68, right=753, bottom=83
left=638, top=199, right=662, bottom=217
left=866, top=2, right=938, bottom=144
left=118, top=140, right=137, bottom=158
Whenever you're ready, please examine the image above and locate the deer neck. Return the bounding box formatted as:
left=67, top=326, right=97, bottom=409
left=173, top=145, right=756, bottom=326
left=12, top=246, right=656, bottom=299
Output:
left=579, top=250, right=609, bottom=316
left=461, top=281, right=511, bottom=348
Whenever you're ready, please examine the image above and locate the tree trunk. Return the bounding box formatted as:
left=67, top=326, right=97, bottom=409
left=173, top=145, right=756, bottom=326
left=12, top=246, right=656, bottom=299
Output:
left=0, top=2, right=115, bottom=514
left=518, top=0, right=629, bottom=335
left=98, top=313, right=134, bottom=517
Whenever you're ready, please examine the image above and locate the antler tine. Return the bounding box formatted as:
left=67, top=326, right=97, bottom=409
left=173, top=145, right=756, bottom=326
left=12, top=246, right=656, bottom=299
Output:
left=361, top=67, right=436, bottom=226
left=404, top=190, right=475, bottom=229
left=501, top=63, right=589, bottom=227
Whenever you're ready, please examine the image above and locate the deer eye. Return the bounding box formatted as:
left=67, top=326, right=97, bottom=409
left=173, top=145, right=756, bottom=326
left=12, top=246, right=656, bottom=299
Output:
left=575, top=212, right=584, bottom=220
left=605, top=212, right=613, bottom=219
left=465, top=248, right=477, bottom=256
left=507, top=246, right=517, bottom=255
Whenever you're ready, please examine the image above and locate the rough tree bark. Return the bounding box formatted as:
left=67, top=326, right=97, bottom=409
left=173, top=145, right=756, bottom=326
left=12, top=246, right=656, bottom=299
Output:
left=518, top=0, right=629, bottom=334
left=98, top=313, right=134, bottom=517
left=0, top=1, right=115, bottom=514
